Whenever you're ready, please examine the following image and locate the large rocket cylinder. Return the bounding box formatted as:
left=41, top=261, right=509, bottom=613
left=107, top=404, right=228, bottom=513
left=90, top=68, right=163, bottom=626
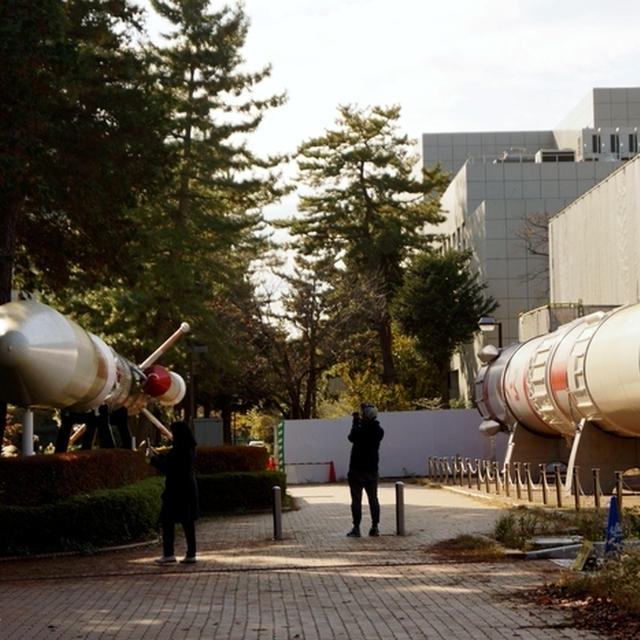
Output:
left=474, top=302, right=640, bottom=438
left=0, top=300, right=186, bottom=413
left=0, top=300, right=116, bottom=411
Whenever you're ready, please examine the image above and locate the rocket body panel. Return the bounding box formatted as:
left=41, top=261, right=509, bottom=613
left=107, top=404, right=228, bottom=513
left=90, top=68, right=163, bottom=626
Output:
left=527, top=328, right=574, bottom=435
left=582, top=305, right=640, bottom=437
left=0, top=301, right=115, bottom=409
left=502, top=337, right=556, bottom=435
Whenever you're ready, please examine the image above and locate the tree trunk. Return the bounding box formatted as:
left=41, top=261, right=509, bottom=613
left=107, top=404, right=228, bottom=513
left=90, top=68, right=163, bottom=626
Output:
left=378, top=315, right=396, bottom=384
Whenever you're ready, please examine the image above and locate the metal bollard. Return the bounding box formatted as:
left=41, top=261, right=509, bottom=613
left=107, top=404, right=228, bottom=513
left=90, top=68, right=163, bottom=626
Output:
left=272, top=485, right=282, bottom=540
left=395, top=481, right=405, bottom=536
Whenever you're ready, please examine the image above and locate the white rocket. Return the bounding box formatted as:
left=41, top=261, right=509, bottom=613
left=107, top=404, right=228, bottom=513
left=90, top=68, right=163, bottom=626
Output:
left=474, top=302, right=640, bottom=492
left=0, top=299, right=189, bottom=447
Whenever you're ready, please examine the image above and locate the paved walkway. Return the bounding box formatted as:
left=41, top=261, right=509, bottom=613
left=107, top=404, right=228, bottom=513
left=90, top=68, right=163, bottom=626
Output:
left=0, top=483, right=604, bottom=639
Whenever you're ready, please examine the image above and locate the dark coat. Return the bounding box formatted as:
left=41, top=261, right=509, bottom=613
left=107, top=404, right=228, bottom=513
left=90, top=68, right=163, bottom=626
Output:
left=348, top=415, right=384, bottom=473
left=151, top=444, right=200, bottom=524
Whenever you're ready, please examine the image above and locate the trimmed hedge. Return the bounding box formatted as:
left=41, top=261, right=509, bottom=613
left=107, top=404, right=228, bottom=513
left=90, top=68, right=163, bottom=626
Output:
left=0, top=470, right=287, bottom=556
left=0, top=446, right=268, bottom=507
left=0, top=449, right=154, bottom=506
left=194, top=445, right=269, bottom=473
left=0, top=476, right=164, bottom=556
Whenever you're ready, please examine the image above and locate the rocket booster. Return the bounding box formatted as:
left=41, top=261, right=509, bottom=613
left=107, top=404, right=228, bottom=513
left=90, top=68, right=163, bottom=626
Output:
left=474, top=302, right=640, bottom=439
left=0, top=300, right=188, bottom=413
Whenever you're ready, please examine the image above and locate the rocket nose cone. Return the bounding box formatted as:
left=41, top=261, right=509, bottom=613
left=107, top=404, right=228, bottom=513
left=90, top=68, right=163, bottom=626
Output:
left=0, top=330, right=29, bottom=367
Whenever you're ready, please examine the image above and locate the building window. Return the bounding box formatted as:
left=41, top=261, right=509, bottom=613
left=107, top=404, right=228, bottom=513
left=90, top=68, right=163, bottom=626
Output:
left=591, top=134, right=602, bottom=154
left=629, top=133, right=638, bottom=154
left=610, top=134, right=620, bottom=154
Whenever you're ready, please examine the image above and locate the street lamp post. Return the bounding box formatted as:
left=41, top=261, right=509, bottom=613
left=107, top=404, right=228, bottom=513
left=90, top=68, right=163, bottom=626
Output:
left=478, top=316, right=503, bottom=348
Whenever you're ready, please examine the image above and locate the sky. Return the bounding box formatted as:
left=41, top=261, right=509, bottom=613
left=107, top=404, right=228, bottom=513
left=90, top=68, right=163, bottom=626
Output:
left=142, top=0, right=640, bottom=294
left=236, top=0, right=640, bottom=157
left=143, top=0, right=640, bottom=174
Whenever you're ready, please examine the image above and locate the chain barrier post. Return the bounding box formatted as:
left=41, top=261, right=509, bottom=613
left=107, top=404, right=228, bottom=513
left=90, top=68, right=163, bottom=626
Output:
left=525, top=462, right=533, bottom=502
left=592, top=468, right=601, bottom=510
left=615, top=470, right=623, bottom=517
left=554, top=464, right=563, bottom=508
left=540, top=463, right=548, bottom=505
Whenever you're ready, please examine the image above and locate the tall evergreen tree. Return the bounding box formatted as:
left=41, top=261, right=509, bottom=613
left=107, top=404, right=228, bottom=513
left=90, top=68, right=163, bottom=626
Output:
left=0, top=0, right=170, bottom=303
left=142, top=1, right=287, bottom=431
left=47, top=1, right=290, bottom=438
left=285, top=105, right=448, bottom=384
left=0, top=0, right=170, bottom=440
left=52, top=2, right=287, bottom=336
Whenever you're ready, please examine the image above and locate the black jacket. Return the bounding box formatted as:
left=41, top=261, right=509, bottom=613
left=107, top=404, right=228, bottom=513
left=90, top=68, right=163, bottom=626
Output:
left=150, top=444, right=200, bottom=524
left=348, top=415, right=384, bottom=473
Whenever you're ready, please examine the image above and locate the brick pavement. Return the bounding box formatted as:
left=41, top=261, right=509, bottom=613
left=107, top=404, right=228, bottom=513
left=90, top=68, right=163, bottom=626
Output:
left=0, top=483, right=605, bottom=639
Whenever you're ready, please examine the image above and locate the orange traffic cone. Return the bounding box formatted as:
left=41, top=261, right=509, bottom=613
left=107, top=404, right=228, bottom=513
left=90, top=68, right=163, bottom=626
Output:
left=328, top=460, right=336, bottom=482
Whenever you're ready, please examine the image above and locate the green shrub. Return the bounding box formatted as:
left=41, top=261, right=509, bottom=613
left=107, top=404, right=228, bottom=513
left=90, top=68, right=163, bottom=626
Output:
left=0, top=470, right=287, bottom=556
left=0, top=449, right=155, bottom=506
left=494, top=506, right=609, bottom=550
left=556, top=547, right=640, bottom=616
left=198, top=470, right=286, bottom=513
left=0, top=476, right=164, bottom=555
left=0, top=445, right=268, bottom=508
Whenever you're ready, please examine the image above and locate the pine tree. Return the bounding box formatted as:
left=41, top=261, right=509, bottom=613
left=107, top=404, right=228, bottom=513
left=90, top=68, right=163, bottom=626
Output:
left=285, top=105, right=448, bottom=383
left=0, top=0, right=169, bottom=302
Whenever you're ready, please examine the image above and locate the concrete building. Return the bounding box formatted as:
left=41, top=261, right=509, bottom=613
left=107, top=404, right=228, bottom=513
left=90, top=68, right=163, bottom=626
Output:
left=422, top=87, right=640, bottom=402
left=550, top=152, right=640, bottom=306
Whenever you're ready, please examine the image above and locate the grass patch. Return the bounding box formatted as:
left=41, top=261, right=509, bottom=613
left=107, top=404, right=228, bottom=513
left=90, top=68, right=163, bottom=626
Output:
left=426, top=534, right=505, bottom=561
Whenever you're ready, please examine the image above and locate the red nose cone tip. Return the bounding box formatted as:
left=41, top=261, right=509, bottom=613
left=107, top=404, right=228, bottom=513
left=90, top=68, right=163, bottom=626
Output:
left=142, top=364, right=172, bottom=397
